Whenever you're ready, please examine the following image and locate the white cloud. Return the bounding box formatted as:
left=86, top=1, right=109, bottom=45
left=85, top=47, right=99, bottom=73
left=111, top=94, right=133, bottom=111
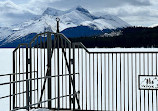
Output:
left=92, top=3, right=158, bottom=27
left=0, top=0, right=38, bottom=26
left=21, top=0, right=152, bottom=14
left=0, top=0, right=36, bottom=14
left=23, top=0, right=61, bottom=14
left=0, top=0, right=158, bottom=26
left=150, top=0, right=158, bottom=4
left=0, top=0, right=22, bottom=13
left=120, top=16, right=158, bottom=26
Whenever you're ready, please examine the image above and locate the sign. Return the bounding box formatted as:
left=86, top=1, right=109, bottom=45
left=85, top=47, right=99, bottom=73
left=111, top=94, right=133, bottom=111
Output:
left=139, top=75, right=158, bottom=90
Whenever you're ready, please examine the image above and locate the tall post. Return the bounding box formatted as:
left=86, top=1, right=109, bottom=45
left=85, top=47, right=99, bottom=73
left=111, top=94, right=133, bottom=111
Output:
left=13, top=51, right=15, bottom=110
left=26, top=46, right=30, bottom=111
left=47, top=32, right=52, bottom=109
left=69, top=42, right=71, bottom=109
left=73, top=44, right=75, bottom=110
left=29, top=45, right=32, bottom=106
left=56, top=17, right=60, bottom=110
left=10, top=75, right=11, bottom=111
left=57, top=35, right=60, bottom=110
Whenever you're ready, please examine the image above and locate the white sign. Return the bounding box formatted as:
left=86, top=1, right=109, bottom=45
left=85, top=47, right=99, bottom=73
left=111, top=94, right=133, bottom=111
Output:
left=139, top=75, right=158, bottom=90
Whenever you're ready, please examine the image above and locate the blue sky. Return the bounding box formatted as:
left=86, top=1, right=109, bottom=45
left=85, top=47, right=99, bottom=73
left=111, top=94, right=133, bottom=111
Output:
left=0, top=0, right=158, bottom=27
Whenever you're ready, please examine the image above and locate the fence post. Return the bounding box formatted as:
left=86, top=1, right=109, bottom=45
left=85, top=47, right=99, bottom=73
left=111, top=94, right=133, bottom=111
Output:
left=47, top=32, right=52, bottom=109
left=29, top=42, right=32, bottom=106
left=10, top=74, right=11, bottom=111
left=26, top=46, right=30, bottom=111
left=69, top=41, right=72, bottom=109
left=57, top=34, right=60, bottom=110
left=12, top=51, right=15, bottom=110
left=73, top=44, right=75, bottom=110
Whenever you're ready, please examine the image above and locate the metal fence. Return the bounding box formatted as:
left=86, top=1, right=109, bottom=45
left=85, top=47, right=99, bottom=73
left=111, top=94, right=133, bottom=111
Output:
left=73, top=42, right=158, bottom=111
left=0, top=25, right=158, bottom=111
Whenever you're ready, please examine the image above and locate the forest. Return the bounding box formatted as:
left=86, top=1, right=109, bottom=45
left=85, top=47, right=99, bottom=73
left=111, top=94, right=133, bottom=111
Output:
left=69, top=26, right=158, bottom=48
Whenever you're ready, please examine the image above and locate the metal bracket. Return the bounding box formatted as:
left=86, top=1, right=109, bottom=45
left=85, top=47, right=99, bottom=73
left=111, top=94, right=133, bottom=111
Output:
left=70, top=59, right=74, bottom=64
left=27, top=59, right=31, bottom=64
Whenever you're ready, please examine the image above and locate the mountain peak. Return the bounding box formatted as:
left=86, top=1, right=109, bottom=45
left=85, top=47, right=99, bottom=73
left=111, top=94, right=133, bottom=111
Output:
left=42, top=7, right=63, bottom=16
left=72, top=5, right=90, bottom=14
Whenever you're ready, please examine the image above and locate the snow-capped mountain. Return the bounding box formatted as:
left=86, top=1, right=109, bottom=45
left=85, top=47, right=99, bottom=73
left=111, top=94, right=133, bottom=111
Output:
left=0, top=6, right=130, bottom=47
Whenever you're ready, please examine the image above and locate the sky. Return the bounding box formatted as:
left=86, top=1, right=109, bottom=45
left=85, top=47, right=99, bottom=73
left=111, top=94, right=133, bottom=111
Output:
left=0, top=0, right=158, bottom=27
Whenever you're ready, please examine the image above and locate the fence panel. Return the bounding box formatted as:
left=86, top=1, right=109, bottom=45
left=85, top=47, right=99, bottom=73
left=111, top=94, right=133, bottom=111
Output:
left=73, top=42, right=158, bottom=111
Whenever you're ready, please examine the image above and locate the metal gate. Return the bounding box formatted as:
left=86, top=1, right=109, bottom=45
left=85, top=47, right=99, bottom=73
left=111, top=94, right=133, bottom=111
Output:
left=10, top=31, right=80, bottom=110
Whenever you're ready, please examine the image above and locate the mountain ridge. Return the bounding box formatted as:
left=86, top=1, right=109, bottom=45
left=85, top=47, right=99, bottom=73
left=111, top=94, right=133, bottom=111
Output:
left=0, top=6, right=130, bottom=47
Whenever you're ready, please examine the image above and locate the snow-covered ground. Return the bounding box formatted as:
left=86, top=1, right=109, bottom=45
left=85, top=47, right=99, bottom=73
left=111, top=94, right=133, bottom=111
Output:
left=0, top=49, right=13, bottom=110
left=1, top=48, right=158, bottom=111
left=0, top=49, right=50, bottom=111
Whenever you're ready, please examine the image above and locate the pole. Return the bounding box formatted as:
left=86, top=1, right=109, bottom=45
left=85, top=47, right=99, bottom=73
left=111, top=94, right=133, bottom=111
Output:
left=47, top=32, right=52, bottom=109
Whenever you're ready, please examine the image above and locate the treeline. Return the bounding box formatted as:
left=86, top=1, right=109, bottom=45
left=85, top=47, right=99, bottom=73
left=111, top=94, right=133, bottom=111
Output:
left=69, top=26, right=158, bottom=48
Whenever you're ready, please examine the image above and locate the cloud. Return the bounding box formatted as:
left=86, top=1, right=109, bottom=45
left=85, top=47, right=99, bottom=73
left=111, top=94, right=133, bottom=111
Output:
left=0, top=0, right=37, bottom=26
left=101, top=5, right=157, bottom=17
left=91, top=1, right=158, bottom=27
left=0, top=0, right=22, bottom=13
left=24, top=0, right=61, bottom=14
left=22, top=0, right=152, bottom=14
left=0, top=0, right=36, bottom=14
left=0, top=0, right=158, bottom=26
left=121, top=16, right=158, bottom=26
